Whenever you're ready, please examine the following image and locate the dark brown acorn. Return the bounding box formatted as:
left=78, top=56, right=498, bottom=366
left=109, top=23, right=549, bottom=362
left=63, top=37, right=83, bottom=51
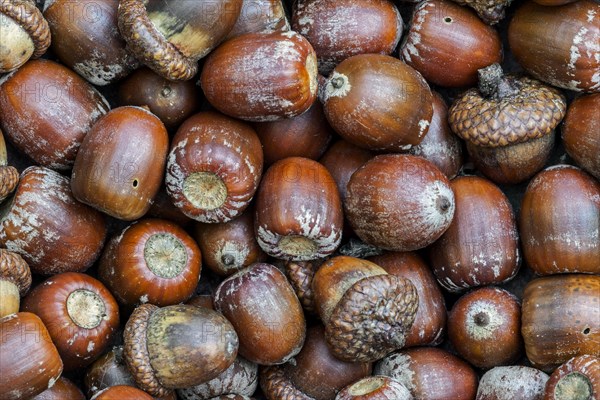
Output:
left=312, top=256, right=419, bottom=362
left=22, top=272, right=120, bottom=371
left=118, top=67, right=201, bottom=130
left=428, top=175, right=520, bottom=292
left=31, top=377, right=85, bottom=400
left=71, top=106, right=169, bottom=221
left=118, top=0, right=243, bottom=80
left=521, top=274, right=600, bottom=371
left=544, top=355, right=600, bottom=400
left=201, top=30, right=318, bottom=122
left=562, top=93, right=600, bottom=180
left=335, top=376, right=412, bottom=400
left=449, top=63, right=566, bottom=184
left=165, top=111, right=263, bottom=223
left=0, top=249, right=31, bottom=318
left=321, top=54, right=433, bottom=152
left=0, top=59, right=110, bottom=170
left=345, top=154, right=455, bottom=251
left=99, top=219, right=202, bottom=307
left=508, top=0, right=600, bottom=93
left=401, top=0, right=502, bottom=87
left=254, top=157, right=343, bottom=261
left=519, top=165, right=600, bottom=275
left=0, top=0, right=50, bottom=72
left=292, top=0, right=403, bottom=74
left=91, top=386, right=154, bottom=400
left=44, top=0, right=137, bottom=85
left=0, top=166, right=107, bottom=275
left=213, top=263, right=306, bottom=365
left=123, top=304, right=239, bottom=397
left=375, top=347, right=478, bottom=400
left=226, top=0, right=289, bottom=39
left=476, top=366, right=549, bottom=400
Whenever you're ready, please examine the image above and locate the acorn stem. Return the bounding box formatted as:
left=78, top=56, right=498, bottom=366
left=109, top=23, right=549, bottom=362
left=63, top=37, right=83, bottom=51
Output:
left=478, top=64, right=519, bottom=99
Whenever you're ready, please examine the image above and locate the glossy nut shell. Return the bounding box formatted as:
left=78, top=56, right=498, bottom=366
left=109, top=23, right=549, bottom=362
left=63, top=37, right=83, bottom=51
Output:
left=31, top=377, right=85, bottom=400
left=562, top=93, right=600, bottom=180
left=335, top=376, right=412, bottom=400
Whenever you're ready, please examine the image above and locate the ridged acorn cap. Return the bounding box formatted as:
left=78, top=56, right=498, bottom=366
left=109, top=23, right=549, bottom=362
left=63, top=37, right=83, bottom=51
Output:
left=0, top=0, right=51, bottom=58
left=0, top=249, right=31, bottom=296
left=451, top=0, right=513, bottom=24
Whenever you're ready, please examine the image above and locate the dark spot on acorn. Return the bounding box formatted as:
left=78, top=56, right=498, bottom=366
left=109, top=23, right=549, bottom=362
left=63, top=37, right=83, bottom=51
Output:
left=438, top=197, right=451, bottom=212
left=132, top=179, right=139, bottom=188
left=582, top=327, right=590, bottom=335
left=221, top=254, right=235, bottom=266
left=474, top=312, right=489, bottom=327
left=331, top=77, right=344, bottom=89
left=444, top=17, right=452, bottom=23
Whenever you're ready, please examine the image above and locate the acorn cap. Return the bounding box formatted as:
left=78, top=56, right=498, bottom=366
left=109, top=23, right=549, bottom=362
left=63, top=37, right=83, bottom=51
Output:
left=0, top=0, right=51, bottom=58
left=325, top=274, right=419, bottom=363
left=259, top=366, right=315, bottom=400
left=0, top=249, right=31, bottom=296
left=449, top=63, right=566, bottom=148
left=451, top=0, right=513, bottom=25
left=123, top=303, right=173, bottom=398
left=285, top=259, right=322, bottom=314
left=0, top=166, right=19, bottom=202
left=118, top=0, right=197, bottom=81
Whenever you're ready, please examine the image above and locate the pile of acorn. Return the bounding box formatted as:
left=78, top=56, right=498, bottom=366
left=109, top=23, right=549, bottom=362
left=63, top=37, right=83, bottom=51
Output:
left=0, top=0, right=598, bottom=399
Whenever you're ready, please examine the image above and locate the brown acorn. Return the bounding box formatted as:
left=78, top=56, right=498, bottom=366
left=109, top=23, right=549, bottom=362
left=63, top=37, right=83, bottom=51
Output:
left=226, top=0, right=289, bottom=39
left=521, top=274, right=600, bottom=371
left=0, top=59, right=110, bottom=170
left=165, top=111, right=263, bottom=223
left=321, top=54, right=433, bottom=152
left=476, top=366, right=549, bottom=400
left=519, top=165, right=600, bottom=275
left=345, top=154, right=455, bottom=251
left=450, top=0, right=513, bottom=24
left=0, top=0, right=51, bottom=73
left=0, top=249, right=31, bottom=318
left=44, top=0, right=138, bottom=85
left=562, top=93, right=600, bottom=180
left=335, top=376, right=412, bottom=400
left=201, top=30, right=318, bottom=122
left=428, top=175, right=520, bottom=292
left=292, top=0, right=403, bottom=74
left=91, top=386, right=154, bottom=400
left=449, top=63, right=566, bottom=184
left=71, top=106, right=169, bottom=221
left=508, top=0, right=600, bottom=93
left=31, top=377, right=86, bottom=400
left=312, top=256, right=419, bottom=362
left=375, top=347, right=478, bottom=400
left=118, top=0, right=243, bottom=80
left=401, top=0, right=502, bottom=87
left=544, top=355, right=600, bottom=400
left=0, top=166, right=107, bottom=275
left=22, top=272, right=120, bottom=371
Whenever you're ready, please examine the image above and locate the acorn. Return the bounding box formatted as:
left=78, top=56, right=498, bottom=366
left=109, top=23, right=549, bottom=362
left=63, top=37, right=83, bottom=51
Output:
left=375, top=347, right=478, bottom=400
left=213, top=263, right=306, bottom=365
left=123, top=303, right=239, bottom=397
left=201, top=30, right=318, bottom=122
left=91, top=386, right=154, bottom=400
left=0, top=312, right=63, bottom=400
left=259, top=366, right=315, bottom=400
left=98, top=219, right=202, bottom=307
left=71, top=106, right=169, bottom=221
left=369, top=252, right=447, bottom=347
left=408, top=92, right=464, bottom=179
left=519, top=165, right=600, bottom=275
left=193, top=208, right=266, bottom=277
left=118, top=67, right=201, bottom=131
left=312, top=255, right=419, bottom=362
left=0, top=59, right=110, bottom=170
left=521, top=274, right=600, bottom=371
left=22, top=272, right=120, bottom=371
left=146, top=185, right=193, bottom=227
left=44, top=0, right=137, bottom=85
left=508, top=0, right=600, bottom=93
left=31, top=377, right=86, bottom=400
left=476, top=366, right=549, bottom=400
left=401, top=0, right=502, bottom=87
left=226, top=0, right=289, bottom=39
left=449, top=63, right=566, bottom=184
left=118, top=0, right=243, bottom=80
left=284, top=258, right=323, bottom=314
left=448, top=287, right=523, bottom=369
left=254, top=157, right=343, bottom=261
left=0, top=166, right=107, bottom=275
left=335, top=376, right=412, bottom=400
left=165, top=111, right=263, bottom=223
left=0, top=0, right=50, bottom=73
left=544, top=355, right=600, bottom=400
left=428, top=175, right=520, bottom=292
left=292, top=0, right=403, bottom=75
left=345, top=154, right=455, bottom=251
left=321, top=54, right=433, bottom=152
left=450, top=0, right=513, bottom=24
left=0, top=249, right=31, bottom=318
left=562, top=93, right=600, bottom=180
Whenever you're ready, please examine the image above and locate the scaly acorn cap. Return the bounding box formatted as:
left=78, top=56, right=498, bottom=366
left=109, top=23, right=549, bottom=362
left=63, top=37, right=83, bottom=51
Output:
left=0, top=166, right=19, bottom=203
left=0, top=0, right=51, bottom=58
left=449, top=63, right=566, bottom=148
left=0, top=249, right=31, bottom=296
left=259, top=366, right=316, bottom=400
left=451, top=0, right=513, bottom=25
left=285, top=259, right=322, bottom=314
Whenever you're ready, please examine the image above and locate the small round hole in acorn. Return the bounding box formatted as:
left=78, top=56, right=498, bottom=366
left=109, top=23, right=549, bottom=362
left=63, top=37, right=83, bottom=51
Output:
left=143, top=233, right=188, bottom=279
left=444, top=16, right=453, bottom=23
left=582, top=328, right=590, bottom=335
left=132, top=179, right=139, bottom=188
left=183, top=172, right=228, bottom=211
left=349, top=376, right=386, bottom=395
left=66, top=289, right=106, bottom=329
left=555, top=372, right=593, bottom=400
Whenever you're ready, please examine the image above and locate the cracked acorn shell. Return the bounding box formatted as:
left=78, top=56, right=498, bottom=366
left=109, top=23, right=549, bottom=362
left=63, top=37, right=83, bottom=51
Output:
left=201, top=30, right=318, bottom=122
left=544, top=355, right=600, bottom=400
left=320, top=54, right=433, bottom=152
left=312, top=256, right=419, bottom=363
left=123, top=303, right=239, bottom=398
left=0, top=248, right=31, bottom=318
left=0, top=0, right=50, bottom=73
left=449, top=63, right=566, bottom=184
left=118, top=0, right=242, bottom=80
